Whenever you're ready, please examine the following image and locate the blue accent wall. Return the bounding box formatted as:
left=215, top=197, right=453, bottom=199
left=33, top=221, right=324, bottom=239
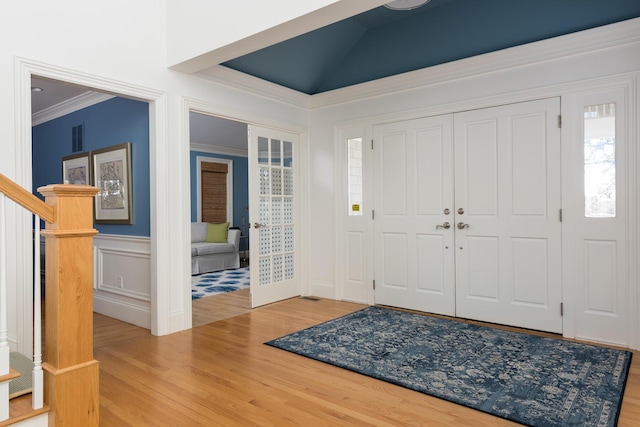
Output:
left=32, top=97, right=150, bottom=236
left=190, top=151, right=249, bottom=248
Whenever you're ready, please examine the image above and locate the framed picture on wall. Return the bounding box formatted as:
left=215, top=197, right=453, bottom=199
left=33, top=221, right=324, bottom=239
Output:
left=92, top=142, right=133, bottom=224
left=62, top=152, right=91, bottom=185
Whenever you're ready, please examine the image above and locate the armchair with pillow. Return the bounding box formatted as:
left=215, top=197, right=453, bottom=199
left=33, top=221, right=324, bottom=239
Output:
left=191, top=221, right=241, bottom=275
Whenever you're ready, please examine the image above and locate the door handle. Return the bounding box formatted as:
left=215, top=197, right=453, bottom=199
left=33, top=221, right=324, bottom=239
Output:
left=436, top=222, right=451, bottom=230
left=457, top=222, right=470, bottom=230
left=253, top=222, right=266, bottom=229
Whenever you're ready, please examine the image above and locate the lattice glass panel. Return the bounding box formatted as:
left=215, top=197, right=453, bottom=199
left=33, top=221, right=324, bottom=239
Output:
left=285, top=254, right=294, bottom=280
left=273, top=254, right=283, bottom=283
left=254, top=132, right=296, bottom=290
left=259, top=227, right=271, bottom=255
left=283, top=169, right=294, bottom=195
left=271, top=139, right=282, bottom=166
left=284, top=225, right=294, bottom=252
left=259, top=197, right=270, bottom=225
left=283, top=141, right=293, bottom=167
left=272, top=197, right=282, bottom=225
left=272, top=226, right=282, bottom=253
left=259, top=167, right=270, bottom=195
left=259, top=257, right=271, bottom=285
left=284, top=198, right=293, bottom=224
left=272, top=168, right=282, bottom=195
left=258, top=137, right=269, bottom=165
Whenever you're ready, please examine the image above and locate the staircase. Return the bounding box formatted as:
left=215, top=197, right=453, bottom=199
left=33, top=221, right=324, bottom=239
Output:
left=0, top=174, right=99, bottom=426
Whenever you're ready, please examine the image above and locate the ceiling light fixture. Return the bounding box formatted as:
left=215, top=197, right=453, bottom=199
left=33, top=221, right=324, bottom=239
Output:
left=384, top=0, right=430, bottom=10
left=31, top=86, right=43, bottom=92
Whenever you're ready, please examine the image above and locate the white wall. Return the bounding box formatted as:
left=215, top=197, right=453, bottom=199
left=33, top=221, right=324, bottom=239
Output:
left=1, top=1, right=309, bottom=349
left=166, top=0, right=387, bottom=73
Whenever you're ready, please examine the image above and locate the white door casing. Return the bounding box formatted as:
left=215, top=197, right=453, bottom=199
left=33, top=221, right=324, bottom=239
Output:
left=373, top=115, right=456, bottom=316
left=248, top=125, right=300, bottom=307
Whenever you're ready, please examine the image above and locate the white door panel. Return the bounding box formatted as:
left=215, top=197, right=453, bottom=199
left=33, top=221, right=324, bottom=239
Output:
left=372, top=98, right=562, bottom=333
left=455, top=98, right=562, bottom=333
left=463, top=119, right=498, bottom=216
left=373, top=115, right=455, bottom=316
left=248, top=125, right=300, bottom=308
left=571, top=89, right=628, bottom=346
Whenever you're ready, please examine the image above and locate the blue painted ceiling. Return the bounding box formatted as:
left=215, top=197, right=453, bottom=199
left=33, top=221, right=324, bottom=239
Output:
left=222, top=0, right=640, bottom=95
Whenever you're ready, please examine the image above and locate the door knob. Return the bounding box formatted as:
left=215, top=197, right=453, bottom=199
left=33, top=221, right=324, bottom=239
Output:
left=436, top=222, right=451, bottom=230
left=457, top=208, right=465, bottom=215
left=253, top=222, right=266, bottom=229
left=457, top=222, right=469, bottom=230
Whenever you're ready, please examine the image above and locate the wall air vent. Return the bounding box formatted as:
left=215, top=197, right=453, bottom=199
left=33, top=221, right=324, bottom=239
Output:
left=72, top=123, right=84, bottom=153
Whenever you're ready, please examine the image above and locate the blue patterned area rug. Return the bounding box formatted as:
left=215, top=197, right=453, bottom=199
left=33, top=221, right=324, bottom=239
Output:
left=266, top=306, right=632, bottom=427
left=191, top=267, right=250, bottom=300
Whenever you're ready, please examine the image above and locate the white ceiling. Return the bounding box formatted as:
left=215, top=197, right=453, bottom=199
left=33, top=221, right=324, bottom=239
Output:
left=31, top=77, right=248, bottom=154
left=31, top=77, right=92, bottom=113
left=189, top=112, right=248, bottom=155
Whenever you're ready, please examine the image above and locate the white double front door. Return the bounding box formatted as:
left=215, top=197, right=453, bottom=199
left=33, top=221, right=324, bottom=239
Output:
left=373, top=98, right=562, bottom=333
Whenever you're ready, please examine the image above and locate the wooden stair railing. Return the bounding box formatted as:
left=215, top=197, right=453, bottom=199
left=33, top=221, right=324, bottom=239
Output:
left=0, top=174, right=99, bottom=426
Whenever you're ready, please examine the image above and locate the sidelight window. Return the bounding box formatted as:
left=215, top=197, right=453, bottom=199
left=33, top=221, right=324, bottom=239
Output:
left=584, top=103, right=616, bottom=218
left=348, top=138, right=363, bottom=216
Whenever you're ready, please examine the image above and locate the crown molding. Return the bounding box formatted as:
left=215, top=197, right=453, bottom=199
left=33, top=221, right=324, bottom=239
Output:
left=190, top=142, right=248, bottom=158
left=196, top=66, right=310, bottom=108
left=31, top=91, right=115, bottom=126
left=195, top=17, right=640, bottom=110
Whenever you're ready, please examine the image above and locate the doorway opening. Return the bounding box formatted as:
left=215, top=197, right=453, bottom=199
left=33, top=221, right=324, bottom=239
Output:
left=189, top=111, right=251, bottom=327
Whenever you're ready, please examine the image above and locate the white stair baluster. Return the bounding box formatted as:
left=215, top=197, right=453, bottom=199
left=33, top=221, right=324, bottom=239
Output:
left=0, top=193, right=9, bottom=421
left=32, top=214, right=43, bottom=409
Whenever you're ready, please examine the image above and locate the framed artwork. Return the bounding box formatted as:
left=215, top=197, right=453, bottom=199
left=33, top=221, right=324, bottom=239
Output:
left=91, top=142, right=133, bottom=224
left=62, top=152, right=90, bottom=185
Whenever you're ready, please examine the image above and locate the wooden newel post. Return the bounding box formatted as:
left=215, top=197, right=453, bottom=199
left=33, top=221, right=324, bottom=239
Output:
left=37, top=184, right=99, bottom=427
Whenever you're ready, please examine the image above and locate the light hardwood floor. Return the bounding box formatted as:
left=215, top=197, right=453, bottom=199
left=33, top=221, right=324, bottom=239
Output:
left=96, top=292, right=640, bottom=426
left=191, top=288, right=252, bottom=327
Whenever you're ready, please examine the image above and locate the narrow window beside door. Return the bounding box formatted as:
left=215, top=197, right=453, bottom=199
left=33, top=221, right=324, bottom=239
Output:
left=584, top=103, right=616, bottom=218
left=348, top=137, right=363, bottom=216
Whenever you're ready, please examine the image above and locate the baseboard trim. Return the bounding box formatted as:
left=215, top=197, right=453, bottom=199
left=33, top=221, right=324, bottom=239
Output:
left=309, top=281, right=335, bottom=300
left=93, top=294, right=151, bottom=330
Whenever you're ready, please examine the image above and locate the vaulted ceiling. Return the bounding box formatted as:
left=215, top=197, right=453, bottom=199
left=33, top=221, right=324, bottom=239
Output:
left=31, top=0, right=640, bottom=151
left=221, top=0, right=640, bottom=95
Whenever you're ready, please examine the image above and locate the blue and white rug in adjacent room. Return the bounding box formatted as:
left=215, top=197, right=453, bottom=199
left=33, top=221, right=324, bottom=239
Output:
left=191, top=267, right=250, bottom=300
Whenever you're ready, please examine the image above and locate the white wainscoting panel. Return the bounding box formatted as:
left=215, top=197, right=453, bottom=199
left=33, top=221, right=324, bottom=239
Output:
left=343, top=231, right=365, bottom=302
left=93, top=234, right=151, bottom=329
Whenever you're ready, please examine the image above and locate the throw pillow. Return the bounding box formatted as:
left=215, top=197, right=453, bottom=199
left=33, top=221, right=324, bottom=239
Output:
left=206, top=222, right=229, bottom=243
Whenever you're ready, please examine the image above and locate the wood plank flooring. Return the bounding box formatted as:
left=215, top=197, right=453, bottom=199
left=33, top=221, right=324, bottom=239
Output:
left=96, top=292, right=640, bottom=426
left=192, top=288, right=251, bottom=327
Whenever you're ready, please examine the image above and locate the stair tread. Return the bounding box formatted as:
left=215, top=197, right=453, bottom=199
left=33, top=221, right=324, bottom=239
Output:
left=0, top=368, right=20, bottom=382
left=0, top=394, right=49, bottom=427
